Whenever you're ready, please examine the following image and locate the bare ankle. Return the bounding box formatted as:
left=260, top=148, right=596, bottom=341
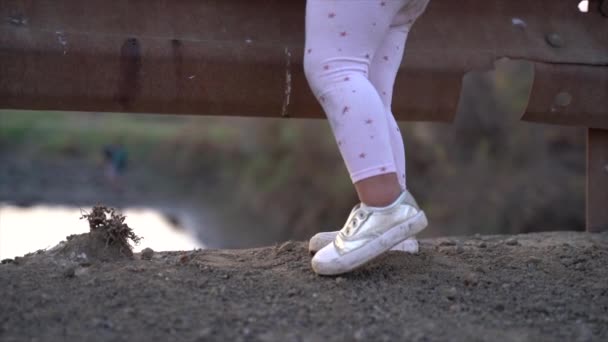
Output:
left=354, top=173, right=402, bottom=207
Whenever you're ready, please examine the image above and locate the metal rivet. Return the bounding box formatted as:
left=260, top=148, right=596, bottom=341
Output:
left=511, top=18, right=527, bottom=28
left=8, top=14, right=28, bottom=26
left=545, top=33, right=565, bottom=48
left=554, top=92, right=572, bottom=107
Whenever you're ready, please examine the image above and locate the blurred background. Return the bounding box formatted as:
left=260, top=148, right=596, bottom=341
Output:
left=0, top=60, right=586, bottom=258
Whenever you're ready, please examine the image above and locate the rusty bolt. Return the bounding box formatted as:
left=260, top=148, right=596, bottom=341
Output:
left=545, top=33, right=565, bottom=48
left=554, top=92, right=572, bottom=107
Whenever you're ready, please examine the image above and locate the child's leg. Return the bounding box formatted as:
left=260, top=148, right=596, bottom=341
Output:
left=369, top=0, right=430, bottom=191
left=304, top=0, right=408, bottom=205
left=369, top=27, right=409, bottom=191
left=306, top=0, right=431, bottom=275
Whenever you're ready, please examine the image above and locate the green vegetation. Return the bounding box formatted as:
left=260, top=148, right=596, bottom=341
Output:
left=0, top=110, right=195, bottom=159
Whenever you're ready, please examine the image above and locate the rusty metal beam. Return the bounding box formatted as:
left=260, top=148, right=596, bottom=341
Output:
left=1, top=0, right=606, bottom=121
left=587, top=128, right=608, bottom=232
left=522, top=63, right=608, bottom=129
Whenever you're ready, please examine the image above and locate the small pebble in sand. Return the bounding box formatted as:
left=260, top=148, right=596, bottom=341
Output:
left=353, top=329, right=366, bottom=341
left=443, top=287, right=458, bottom=301
left=505, top=238, right=519, bottom=246
left=63, top=266, right=76, bottom=278
left=474, top=266, right=487, bottom=274
left=449, top=304, right=463, bottom=312
left=179, top=254, right=190, bottom=264
left=277, top=241, right=297, bottom=253
left=463, top=273, right=479, bottom=287
left=140, top=248, right=154, bottom=260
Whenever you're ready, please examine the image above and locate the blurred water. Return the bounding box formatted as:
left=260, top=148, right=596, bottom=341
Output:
left=0, top=204, right=204, bottom=260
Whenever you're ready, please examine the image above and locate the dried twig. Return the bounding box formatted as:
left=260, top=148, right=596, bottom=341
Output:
left=80, top=205, right=141, bottom=249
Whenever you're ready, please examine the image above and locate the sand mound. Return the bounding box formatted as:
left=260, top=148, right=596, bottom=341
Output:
left=49, top=231, right=133, bottom=263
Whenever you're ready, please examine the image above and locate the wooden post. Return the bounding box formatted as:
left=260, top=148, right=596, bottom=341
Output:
left=587, top=128, right=608, bottom=232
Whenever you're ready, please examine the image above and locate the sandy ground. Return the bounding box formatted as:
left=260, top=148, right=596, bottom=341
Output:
left=1, top=231, right=607, bottom=342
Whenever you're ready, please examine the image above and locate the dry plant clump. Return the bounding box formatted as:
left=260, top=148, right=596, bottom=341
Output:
left=80, top=205, right=141, bottom=250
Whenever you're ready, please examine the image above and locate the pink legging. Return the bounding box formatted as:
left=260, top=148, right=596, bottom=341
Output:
left=304, top=0, right=429, bottom=190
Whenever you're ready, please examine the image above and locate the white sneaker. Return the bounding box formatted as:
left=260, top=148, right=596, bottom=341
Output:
left=311, top=190, right=427, bottom=275
left=309, top=232, right=419, bottom=254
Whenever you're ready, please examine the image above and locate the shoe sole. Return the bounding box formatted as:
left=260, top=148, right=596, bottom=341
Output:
left=312, top=211, right=428, bottom=275
left=309, top=236, right=419, bottom=256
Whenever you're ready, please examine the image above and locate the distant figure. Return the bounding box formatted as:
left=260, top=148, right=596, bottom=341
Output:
left=102, top=144, right=128, bottom=190
left=304, top=0, right=430, bottom=275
